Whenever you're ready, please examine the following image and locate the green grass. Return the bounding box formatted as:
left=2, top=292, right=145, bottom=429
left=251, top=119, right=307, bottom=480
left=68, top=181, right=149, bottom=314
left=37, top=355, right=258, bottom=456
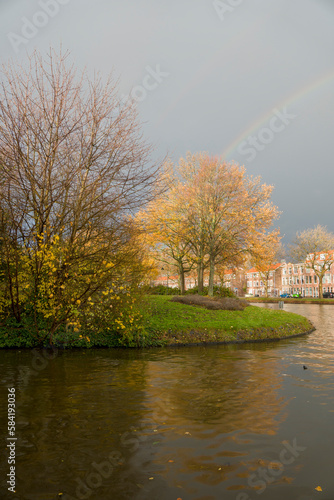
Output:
left=143, top=295, right=314, bottom=346
left=0, top=295, right=314, bottom=349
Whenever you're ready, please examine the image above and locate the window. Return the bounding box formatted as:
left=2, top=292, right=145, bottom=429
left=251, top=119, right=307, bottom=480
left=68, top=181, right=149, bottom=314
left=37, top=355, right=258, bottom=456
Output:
left=288, top=268, right=292, bottom=274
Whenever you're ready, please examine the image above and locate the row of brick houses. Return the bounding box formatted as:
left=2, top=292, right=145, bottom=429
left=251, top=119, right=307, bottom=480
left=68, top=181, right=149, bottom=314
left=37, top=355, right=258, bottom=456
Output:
left=226, top=260, right=334, bottom=297
left=153, top=257, right=334, bottom=297
left=245, top=258, right=334, bottom=297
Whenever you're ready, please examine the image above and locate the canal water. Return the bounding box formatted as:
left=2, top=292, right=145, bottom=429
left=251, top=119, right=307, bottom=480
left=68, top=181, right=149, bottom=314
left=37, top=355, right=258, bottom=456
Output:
left=1, top=304, right=334, bottom=500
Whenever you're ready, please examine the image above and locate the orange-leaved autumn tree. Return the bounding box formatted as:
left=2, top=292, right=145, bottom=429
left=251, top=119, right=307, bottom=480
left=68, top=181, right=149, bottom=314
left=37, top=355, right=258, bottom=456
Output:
left=139, top=153, right=280, bottom=296
left=176, top=153, right=281, bottom=296
left=136, top=168, right=194, bottom=294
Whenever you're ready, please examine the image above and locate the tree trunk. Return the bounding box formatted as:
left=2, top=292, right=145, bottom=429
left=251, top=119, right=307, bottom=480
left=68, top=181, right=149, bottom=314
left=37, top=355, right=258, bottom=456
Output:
left=208, top=255, right=215, bottom=297
left=197, top=261, right=204, bottom=293
left=265, top=275, right=269, bottom=298
left=318, top=275, right=323, bottom=299
left=178, top=263, right=185, bottom=295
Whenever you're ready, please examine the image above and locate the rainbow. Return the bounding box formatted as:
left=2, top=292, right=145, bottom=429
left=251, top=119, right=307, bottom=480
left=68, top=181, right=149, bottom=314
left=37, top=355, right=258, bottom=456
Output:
left=221, top=67, right=334, bottom=161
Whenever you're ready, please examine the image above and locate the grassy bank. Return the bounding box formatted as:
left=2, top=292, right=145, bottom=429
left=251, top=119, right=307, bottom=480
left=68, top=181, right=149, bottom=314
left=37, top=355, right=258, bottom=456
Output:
left=144, top=296, right=314, bottom=346
left=0, top=295, right=314, bottom=348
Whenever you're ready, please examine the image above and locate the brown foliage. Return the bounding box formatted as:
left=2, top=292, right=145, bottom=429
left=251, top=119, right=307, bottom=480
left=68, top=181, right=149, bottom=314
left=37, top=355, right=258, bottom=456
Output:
left=170, top=295, right=249, bottom=311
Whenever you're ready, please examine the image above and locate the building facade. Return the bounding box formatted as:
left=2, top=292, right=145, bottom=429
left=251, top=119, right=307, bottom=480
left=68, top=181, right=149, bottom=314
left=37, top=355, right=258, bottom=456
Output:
left=246, top=260, right=334, bottom=297
left=246, top=263, right=283, bottom=297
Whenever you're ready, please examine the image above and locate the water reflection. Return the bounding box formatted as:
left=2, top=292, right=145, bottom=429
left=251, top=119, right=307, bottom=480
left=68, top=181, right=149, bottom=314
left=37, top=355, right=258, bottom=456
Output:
left=0, top=305, right=334, bottom=499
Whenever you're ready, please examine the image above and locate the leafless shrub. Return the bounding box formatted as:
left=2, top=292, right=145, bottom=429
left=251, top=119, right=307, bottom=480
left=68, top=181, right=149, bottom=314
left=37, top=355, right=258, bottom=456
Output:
left=170, top=295, right=249, bottom=311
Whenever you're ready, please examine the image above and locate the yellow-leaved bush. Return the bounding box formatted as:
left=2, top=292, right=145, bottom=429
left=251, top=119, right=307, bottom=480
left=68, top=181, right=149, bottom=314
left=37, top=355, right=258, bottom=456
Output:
left=0, top=227, right=151, bottom=346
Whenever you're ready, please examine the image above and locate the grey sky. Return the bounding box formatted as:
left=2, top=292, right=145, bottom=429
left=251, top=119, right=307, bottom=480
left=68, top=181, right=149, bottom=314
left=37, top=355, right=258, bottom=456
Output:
left=1, top=0, right=334, bottom=243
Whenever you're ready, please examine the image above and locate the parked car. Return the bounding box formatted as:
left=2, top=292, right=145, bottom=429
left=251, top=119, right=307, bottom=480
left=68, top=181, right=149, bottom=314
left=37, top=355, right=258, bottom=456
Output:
left=291, top=293, right=303, bottom=298
left=323, top=292, right=334, bottom=298
left=280, top=293, right=291, bottom=298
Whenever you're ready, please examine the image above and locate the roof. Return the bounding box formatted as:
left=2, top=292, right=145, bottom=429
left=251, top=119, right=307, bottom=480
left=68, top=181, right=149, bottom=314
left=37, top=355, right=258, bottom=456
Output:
left=155, top=275, right=178, bottom=282
left=246, top=262, right=283, bottom=274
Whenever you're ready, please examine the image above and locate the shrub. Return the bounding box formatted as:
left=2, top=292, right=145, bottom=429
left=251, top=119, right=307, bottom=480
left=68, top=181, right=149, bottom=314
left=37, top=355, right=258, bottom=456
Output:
left=185, top=285, right=235, bottom=297
left=170, top=295, right=249, bottom=311
left=148, top=285, right=181, bottom=295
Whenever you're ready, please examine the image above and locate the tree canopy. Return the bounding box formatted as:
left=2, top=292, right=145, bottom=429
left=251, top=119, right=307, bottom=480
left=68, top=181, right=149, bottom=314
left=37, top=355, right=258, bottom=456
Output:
left=0, top=48, right=163, bottom=343
left=138, top=152, right=280, bottom=295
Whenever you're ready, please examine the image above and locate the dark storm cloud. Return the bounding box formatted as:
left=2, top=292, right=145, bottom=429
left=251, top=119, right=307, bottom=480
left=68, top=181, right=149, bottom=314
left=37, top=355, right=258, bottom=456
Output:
left=1, top=0, right=333, bottom=242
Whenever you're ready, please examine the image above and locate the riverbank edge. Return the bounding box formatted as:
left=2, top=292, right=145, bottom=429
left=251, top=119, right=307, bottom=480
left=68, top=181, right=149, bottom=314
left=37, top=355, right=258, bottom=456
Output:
left=0, top=324, right=315, bottom=350
left=0, top=323, right=315, bottom=350
left=0, top=325, right=315, bottom=350
left=165, top=326, right=315, bottom=348
left=0, top=298, right=315, bottom=349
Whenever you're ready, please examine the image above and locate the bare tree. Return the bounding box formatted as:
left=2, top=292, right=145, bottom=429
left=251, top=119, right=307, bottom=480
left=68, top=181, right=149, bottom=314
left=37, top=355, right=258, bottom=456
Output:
left=0, top=48, right=163, bottom=339
left=251, top=240, right=284, bottom=297
left=289, top=225, right=334, bottom=299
